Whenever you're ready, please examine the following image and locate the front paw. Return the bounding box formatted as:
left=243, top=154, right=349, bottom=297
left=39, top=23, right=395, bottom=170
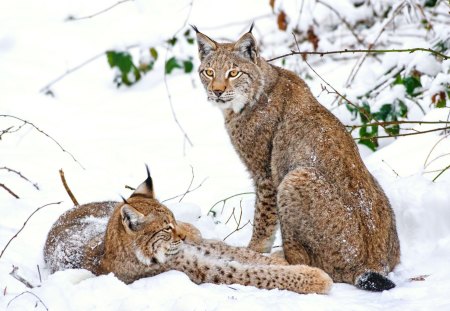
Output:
left=248, top=239, right=271, bottom=253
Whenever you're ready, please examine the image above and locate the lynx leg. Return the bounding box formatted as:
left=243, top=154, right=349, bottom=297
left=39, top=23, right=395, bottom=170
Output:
left=277, top=167, right=367, bottom=283
left=248, top=179, right=278, bottom=253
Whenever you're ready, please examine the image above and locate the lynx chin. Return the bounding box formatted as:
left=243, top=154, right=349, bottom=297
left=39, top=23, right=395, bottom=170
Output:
left=44, top=167, right=332, bottom=295
left=193, top=24, right=400, bottom=292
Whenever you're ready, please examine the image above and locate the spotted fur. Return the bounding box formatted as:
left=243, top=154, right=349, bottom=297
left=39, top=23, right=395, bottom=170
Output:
left=44, top=172, right=332, bottom=294
left=194, top=27, right=400, bottom=291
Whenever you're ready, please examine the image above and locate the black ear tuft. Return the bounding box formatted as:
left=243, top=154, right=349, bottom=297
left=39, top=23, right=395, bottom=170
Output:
left=194, top=31, right=218, bottom=62
left=233, top=32, right=259, bottom=63
left=190, top=24, right=200, bottom=33
left=145, top=164, right=153, bottom=190
left=248, top=22, right=254, bottom=33
left=120, top=196, right=129, bottom=204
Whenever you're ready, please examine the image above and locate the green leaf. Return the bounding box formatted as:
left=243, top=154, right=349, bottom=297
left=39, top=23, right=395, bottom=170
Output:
left=150, top=47, right=158, bottom=61
left=403, top=76, right=422, bottom=96
left=358, top=125, right=379, bottom=151
left=359, top=102, right=372, bottom=124
left=183, top=60, right=194, bottom=73
left=187, top=38, right=195, bottom=45
left=167, top=37, right=178, bottom=46
left=424, top=0, right=437, bottom=7
left=165, top=57, right=182, bottom=74
left=373, top=104, right=393, bottom=121
left=397, top=100, right=408, bottom=117
left=183, top=29, right=190, bottom=37
left=436, top=98, right=447, bottom=108
left=385, top=124, right=400, bottom=136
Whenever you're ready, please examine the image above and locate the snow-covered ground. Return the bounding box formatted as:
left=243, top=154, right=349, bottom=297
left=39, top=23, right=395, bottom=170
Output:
left=1, top=0, right=449, bottom=310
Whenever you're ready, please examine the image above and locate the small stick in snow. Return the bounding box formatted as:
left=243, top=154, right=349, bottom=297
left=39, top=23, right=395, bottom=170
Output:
left=0, top=183, right=19, bottom=199
left=9, top=266, right=34, bottom=289
left=37, top=265, right=42, bottom=284
left=409, top=274, right=430, bottom=282
left=0, top=201, right=62, bottom=259
left=7, top=291, right=48, bottom=311
left=59, top=169, right=79, bottom=206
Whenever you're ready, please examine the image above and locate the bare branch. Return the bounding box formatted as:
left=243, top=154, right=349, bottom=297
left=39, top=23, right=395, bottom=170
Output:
left=163, top=1, right=195, bottom=150
left=9, top=266, right=34, bottom=289
left=345, top=1, right=407, bottom=86
left=267, top=47, right=449, bottom=62
left=7, top=291, right=48, bottom=311
left=66, top=0, right=134, bottom=21
left=207, top=192, right=255, bottom=217
left=0, top=115, right=85, bottom=169
left=161, top=170, right=208, bottom=204
left=432, top=164, right=450, bottom=182
left=223, top=201, right=251, bottom=241
left=0, top=167, right=39, bottom=190
left=0, top=183, right=19, bottom=199
left=354, top=126, right=450, bottom=140
left=316, top=0, right=365, bottom=45
left=59, top=169, right=79, bottom=206
left=0, top=201, right=62, bottom=259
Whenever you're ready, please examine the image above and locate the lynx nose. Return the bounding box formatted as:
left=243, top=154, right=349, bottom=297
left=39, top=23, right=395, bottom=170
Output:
left=213, top=90, right=224, bottom=98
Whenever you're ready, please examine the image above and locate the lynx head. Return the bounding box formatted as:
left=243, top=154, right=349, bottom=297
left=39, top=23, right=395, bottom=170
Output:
left=193, top=24, right=265, bottom=113
left=117, top=167, right=186, bottom=265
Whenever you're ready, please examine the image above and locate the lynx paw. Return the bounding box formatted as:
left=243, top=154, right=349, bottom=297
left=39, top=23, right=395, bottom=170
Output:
left=177, top=222, right=202, bottom=243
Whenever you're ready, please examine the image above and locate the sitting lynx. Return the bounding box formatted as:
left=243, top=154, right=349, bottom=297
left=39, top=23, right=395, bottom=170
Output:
left=44, top=169, right=332, bottom=294
left=193, top=25, right=400, bottom=291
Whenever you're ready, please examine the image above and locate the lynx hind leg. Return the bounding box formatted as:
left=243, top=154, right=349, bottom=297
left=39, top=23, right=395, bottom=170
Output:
left=277, top=167, right=366, bottom=282
left=248, top=179, right=278, bottom=253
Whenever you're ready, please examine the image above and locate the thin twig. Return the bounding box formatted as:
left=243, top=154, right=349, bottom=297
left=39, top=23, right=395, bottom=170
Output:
left=0, top=115, right=84, bottom=169
left=0, top=183, right=19, bottom=199
left=161, top=177, right=208, bottom=203
left=223, top=201, right=251, bottom=241
left=267, top=47, right=449, bottom=62
left=424, top=134, right=449, bottom=169
left=346, top=120, right=450, bottom=130
left=7, top=291, right=48, bottom=311
left=179, top=166, right=195, bottom=203
left=37, top=265, right=42, bottom=284
left=9, top=266, right=34, bottom=289
left=0, top=167, right=39, bottom=190
left=382, top=159, right=400, bottom=177
left=163, top=1, right=195, bottom=150
left=316, top=0, right=365, bottom=45
left=66, top=0, right=134, bottom=21
left=345, top=1, right=407, bottom=87
left=354, top=126, right=450, bottom=140
left=433, top=164, right=450, bottom=182
left=0, top=201, right=62, bottom=259
left=59, top=169, right=79, bottom=206
left=207, top=192, right=255, bottom=217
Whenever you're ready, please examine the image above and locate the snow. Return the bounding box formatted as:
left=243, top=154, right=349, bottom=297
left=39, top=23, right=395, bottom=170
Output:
left=1, top=0, right=450, bottom=310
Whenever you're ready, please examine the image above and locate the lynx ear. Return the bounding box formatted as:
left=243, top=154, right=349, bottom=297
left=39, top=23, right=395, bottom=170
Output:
left=130, top=165, right=154, bottom=199
left=233, top=32, right=258, bottom=63
left=121, top=204, right=146, bottom=233
left=191, top=25, right=217, bottom=61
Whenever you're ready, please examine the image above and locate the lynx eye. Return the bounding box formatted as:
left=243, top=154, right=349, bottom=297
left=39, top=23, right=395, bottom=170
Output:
left=203, top=69, right=214, bottom=78
left=227, top=69, right=241, bottom=79
left=163, top=223, right=174, bottom=232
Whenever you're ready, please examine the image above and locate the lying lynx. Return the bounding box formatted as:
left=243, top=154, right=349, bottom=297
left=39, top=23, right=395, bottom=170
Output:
left=193, top=25, right=400, bottom=291
left=44, top=169, right=332, bottom=294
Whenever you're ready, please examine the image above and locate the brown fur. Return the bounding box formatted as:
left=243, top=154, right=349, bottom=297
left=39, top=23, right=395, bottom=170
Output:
left=44, top=173, right=332, bottom=294
left=194, top=28, right=400, bottom=288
